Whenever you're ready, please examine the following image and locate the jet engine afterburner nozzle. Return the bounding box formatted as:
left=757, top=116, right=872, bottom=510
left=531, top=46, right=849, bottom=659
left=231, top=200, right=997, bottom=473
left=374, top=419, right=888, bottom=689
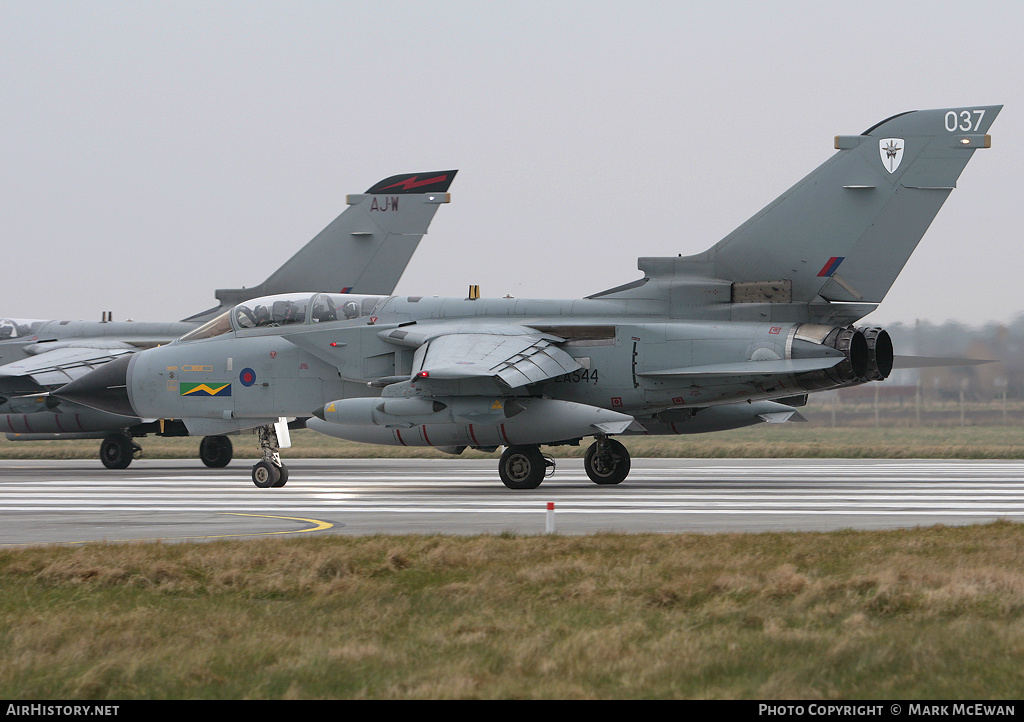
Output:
left=822, top=326, right=869, bottom=383
left=790, top=323, right=875, bottom=390
left=857, top=326, right=894, bottom=381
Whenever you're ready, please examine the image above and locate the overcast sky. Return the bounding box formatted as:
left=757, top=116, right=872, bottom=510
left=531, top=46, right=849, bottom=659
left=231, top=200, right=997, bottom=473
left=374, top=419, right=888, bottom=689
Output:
left=2, top=0, right=1021, bottom=328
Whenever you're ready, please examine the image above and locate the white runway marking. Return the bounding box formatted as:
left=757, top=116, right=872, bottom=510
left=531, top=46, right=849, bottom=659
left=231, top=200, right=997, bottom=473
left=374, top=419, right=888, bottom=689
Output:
left=2, top=459, right=1024, bottom=541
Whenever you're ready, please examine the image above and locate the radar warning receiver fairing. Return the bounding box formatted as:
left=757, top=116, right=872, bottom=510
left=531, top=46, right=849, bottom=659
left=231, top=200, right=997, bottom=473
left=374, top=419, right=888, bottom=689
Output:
left=55, top=107, right=1001, bottom=488
left=2, top=170, right=456, bottom=468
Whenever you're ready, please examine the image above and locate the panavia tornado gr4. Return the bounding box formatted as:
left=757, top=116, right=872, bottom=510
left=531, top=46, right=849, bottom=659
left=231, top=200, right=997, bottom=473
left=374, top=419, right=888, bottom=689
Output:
left=57, top=106, right=1000, bottom=489
left=3, top=170, right=455, bottom=468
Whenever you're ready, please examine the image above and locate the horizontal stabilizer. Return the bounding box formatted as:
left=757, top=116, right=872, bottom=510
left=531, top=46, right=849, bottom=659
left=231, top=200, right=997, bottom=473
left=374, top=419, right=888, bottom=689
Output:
left=892, top=355, right=995, bottom=369
left=638, top=357, right=842, bottom=378
left=625, top=399, right=811, bottom=435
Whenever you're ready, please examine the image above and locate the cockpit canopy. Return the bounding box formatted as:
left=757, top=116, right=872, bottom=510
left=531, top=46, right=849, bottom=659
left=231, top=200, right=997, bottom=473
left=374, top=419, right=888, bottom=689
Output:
left=178, top=293, right=387, bottom=343
left=0, top=318, right=46, bottom=341
left=234, top=295, right=311, bottom=330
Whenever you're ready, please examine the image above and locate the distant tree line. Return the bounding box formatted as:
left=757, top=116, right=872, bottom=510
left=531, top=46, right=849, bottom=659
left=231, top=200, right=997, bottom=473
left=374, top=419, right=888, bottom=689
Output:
left=877, top=317, right=1024, bottom=401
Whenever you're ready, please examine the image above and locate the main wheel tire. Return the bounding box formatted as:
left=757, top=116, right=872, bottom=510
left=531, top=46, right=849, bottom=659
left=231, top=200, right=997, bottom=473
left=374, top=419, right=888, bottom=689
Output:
left=498, top=445, right=546, bottom=490
left=584, top=439, right=631, bottom=485
left=271, top=465, right=289, bottom=488
left=199, top=435, right=233, bottom=468
left=252, top=460, right=281, bottom=488
left=100, top=434, right=134, bottom=470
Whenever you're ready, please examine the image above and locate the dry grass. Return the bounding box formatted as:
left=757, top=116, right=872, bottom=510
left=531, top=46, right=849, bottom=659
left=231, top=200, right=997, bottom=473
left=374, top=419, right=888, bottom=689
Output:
left=1, top=524, right=1024, bottom=698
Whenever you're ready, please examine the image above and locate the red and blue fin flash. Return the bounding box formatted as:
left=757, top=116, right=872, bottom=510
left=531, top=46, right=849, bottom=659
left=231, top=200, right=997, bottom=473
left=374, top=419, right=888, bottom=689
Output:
left=817, top=257, right=845, bottom=277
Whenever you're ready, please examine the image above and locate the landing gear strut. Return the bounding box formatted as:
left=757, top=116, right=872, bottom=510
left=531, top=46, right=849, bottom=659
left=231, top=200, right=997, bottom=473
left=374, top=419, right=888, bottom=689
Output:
left=583, top=437, right=631, bottom=485
left=100, top=433, right=141, bottom=469
left=498, top=445, right=554, bottom=490
left=252, top=424, right=288, bottom=488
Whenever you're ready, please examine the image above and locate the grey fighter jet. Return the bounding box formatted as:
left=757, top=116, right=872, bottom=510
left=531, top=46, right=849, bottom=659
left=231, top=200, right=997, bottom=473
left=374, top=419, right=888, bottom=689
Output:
left=3, top=170, right=456, bottom=468
left=57, top=106, right=1000, bottom=488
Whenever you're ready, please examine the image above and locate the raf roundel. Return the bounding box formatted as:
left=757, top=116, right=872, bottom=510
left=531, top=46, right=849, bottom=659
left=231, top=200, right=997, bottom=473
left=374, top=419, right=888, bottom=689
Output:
left=239, top=368, right=257, bottom=387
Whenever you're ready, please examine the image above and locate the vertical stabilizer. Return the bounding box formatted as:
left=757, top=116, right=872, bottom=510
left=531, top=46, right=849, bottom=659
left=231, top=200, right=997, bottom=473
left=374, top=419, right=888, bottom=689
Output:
left=599, top=106, right=1000, bottom=321
left=183, top=170, right=457, bottom=322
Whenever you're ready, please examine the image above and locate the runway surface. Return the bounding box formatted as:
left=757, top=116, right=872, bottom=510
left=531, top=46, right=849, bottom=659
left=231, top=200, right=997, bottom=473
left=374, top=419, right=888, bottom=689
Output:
left=2, top=458, right=1024, bottom=545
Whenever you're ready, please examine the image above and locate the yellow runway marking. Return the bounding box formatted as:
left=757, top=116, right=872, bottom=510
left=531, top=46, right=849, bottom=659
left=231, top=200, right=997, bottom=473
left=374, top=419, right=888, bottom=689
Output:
left=222, top=513, right=334, bottom=534
left=2, top=513, right=334, bottom=546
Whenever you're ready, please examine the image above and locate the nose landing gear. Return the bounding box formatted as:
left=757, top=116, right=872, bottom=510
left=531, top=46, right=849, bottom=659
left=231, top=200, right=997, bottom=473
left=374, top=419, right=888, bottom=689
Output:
left=252, top=424, right=288, bottom=488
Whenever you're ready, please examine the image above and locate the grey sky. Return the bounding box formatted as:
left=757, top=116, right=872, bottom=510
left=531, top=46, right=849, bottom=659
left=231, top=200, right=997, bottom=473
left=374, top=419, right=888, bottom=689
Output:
left=2, top=0, right=1021, bottom=328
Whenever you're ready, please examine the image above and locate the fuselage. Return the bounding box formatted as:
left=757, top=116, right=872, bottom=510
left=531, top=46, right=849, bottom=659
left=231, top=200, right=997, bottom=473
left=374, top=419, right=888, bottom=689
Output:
left=103, top=292, right=878, bottom=440
left=0, top=317, right=194, bottom=433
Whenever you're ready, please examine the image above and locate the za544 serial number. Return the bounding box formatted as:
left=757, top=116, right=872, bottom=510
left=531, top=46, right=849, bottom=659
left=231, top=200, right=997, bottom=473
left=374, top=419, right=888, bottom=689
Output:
left=552, top=369, right=599, bottom=385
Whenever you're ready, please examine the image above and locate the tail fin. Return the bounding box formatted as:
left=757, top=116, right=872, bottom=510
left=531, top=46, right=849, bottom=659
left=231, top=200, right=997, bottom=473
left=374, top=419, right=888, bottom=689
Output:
left=182, top=170, right=457, bottom=322
left=596, top=107, right=1000, bottom=322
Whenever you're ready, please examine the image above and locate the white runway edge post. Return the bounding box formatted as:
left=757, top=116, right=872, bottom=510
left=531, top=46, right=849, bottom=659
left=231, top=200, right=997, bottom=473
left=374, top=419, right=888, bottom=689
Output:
left=546, top=502, right=555, bottom=534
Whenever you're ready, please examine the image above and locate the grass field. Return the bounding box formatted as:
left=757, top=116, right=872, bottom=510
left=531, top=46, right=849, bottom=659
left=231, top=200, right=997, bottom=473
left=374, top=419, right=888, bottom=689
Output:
left=1, top=524, right=1023, bottom=699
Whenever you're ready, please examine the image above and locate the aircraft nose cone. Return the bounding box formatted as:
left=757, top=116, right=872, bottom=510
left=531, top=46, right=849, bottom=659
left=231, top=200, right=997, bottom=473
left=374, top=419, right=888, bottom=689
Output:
left=54, top=354, right=137, bottom=418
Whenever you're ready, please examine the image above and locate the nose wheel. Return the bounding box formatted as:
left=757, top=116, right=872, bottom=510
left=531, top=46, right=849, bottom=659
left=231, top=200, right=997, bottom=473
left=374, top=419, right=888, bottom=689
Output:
left=252, top=459, right=288, bottom=488
left=252, top=424, right=288, bottom=488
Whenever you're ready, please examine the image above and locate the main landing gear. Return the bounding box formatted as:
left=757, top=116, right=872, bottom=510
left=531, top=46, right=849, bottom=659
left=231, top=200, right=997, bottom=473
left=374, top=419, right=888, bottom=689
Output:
left=583, top=437, right=631, bottom=485
left=497, top=437, right=632, bottom=489
left=498, top=445, right=555, bottom=489
left=199, top=435, right=233, bottom=468
left=252, top=424, right=288, bottom=488
left=100, top=433, right=141, bottom=470
left=98, top=429, right=233, bottom=470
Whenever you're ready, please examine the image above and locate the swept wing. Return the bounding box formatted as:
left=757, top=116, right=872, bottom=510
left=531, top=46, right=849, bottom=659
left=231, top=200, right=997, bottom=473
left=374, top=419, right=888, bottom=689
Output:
left=397, top=327, right=582, bottom=387
left=0, top=344, right=137, bottom=387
